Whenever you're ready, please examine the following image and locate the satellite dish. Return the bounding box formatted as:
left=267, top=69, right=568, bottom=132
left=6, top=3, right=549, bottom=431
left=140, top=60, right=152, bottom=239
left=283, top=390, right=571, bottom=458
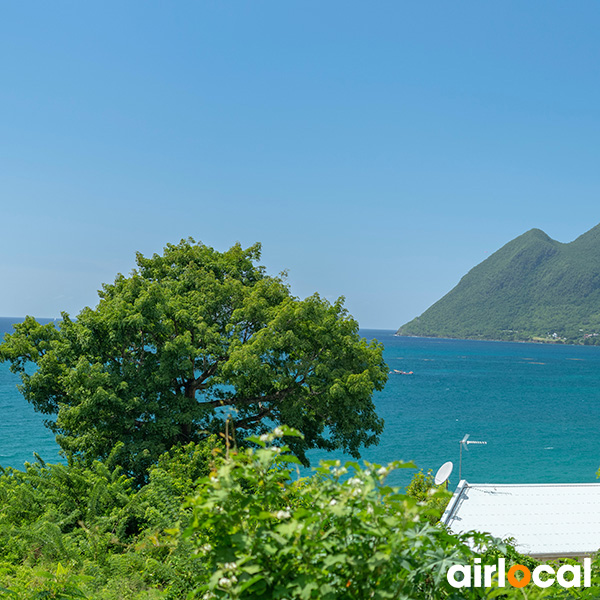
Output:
left=434, top=461, right=453, bottom=485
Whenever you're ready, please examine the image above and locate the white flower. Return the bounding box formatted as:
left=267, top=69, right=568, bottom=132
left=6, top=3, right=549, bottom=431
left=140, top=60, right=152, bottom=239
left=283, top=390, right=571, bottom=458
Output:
left=376, top=467, right=388, bottom=477
left=273, top=427, right=284, bottom=437
left=259, top=434, right=270, bottom=442
left=218, top=577, right=232, bottom=588
left=347, top=477, right=362, bottom=487
left=223, top=562, right=237, bottom=570
left=366, top=505, right=374, bottom=514
left=276, top=510, right=291, bottom=519
left=329, top=499, right=337, bottom=506
left=332, top=466, right=348, bottom=477
left=200, top=543, right=213, bottom=553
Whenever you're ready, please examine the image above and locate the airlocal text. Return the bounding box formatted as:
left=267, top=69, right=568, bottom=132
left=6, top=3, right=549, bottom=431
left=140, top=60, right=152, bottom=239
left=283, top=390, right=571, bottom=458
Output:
left=447, top=558, right=592, bottom=589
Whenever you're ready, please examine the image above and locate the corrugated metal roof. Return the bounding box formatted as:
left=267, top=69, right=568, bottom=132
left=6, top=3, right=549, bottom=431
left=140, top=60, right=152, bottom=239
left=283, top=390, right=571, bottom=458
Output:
left=441, top=480, right=600, bottom=558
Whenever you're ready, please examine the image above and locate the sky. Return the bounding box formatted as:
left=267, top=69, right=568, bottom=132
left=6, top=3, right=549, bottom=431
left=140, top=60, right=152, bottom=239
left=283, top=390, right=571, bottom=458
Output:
left=2, top=2, right=600, bottom=328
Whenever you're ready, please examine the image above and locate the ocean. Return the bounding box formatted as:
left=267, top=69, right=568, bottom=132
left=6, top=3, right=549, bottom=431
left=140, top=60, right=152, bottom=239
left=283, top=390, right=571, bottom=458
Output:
left=0, top=317, right=63, bottom=468
left=1, top=319, right=600, bottom=490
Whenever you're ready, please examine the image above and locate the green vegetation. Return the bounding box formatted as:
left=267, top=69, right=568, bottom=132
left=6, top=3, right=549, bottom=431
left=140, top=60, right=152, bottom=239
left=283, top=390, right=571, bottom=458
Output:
left=182, top=427, right=476, bottom=599
left=0, top=439, right=219, bottom=599
left=405, top=469, right=452, bottom=524
left=2, top=237, right=600, bottom=597
left=0, top=429, right=598, bottom=598
left=0, top=239, right=387, bottom=482
left=397, top=224, right=600, bottom=344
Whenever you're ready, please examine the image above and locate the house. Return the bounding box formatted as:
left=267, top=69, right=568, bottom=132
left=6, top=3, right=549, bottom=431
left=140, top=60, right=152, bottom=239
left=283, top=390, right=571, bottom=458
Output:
left=441, top=480, right=600, bottom=559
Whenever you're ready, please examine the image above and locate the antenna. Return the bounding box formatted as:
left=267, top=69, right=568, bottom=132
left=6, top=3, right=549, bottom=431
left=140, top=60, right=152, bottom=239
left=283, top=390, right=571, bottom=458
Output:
left=459, top=434, right=487, bottom=481
left=434, top=461, right=453, bottom=488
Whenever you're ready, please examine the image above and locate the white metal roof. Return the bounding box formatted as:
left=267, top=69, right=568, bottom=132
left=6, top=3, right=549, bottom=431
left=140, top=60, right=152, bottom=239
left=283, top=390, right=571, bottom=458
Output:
left=441, top=480, right=600, bottom=558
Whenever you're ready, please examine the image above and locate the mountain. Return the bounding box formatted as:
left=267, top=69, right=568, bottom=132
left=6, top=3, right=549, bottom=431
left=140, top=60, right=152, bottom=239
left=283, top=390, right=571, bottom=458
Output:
left=397, top=224, right=600, bottom=344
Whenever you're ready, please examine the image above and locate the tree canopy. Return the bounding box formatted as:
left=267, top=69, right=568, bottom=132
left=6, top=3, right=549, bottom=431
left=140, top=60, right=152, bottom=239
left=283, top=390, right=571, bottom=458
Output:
left=0, top=239, right=387, bottom=479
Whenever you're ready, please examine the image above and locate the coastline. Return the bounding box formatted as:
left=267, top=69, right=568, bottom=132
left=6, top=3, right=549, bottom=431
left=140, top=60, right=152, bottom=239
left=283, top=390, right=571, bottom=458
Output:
left=394, top=333, right=594, bottom=348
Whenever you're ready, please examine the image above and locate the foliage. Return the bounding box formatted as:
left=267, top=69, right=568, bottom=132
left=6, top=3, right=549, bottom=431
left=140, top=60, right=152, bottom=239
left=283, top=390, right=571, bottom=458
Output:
left=0, top=438, right=221, bottom=599
left=181, top=427, right=509, bottom=599
left=0, top=239, right=388, bottom=481
left=1, top=430, right=600, bottom=598
left=0, top=562, right=92, bottom=599
left=405, top=469, right=452, bottom=524
left=397, top=224, right=600, bottom=344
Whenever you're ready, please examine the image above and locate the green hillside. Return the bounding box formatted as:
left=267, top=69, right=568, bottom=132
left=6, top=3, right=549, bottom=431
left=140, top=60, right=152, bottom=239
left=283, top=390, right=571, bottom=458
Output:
left=397, top=224, right=600, bottom=344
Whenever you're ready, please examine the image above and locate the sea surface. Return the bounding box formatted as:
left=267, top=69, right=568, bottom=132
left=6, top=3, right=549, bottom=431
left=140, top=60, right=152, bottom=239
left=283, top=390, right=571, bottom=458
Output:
left=2, top=319, right=600, bottom=490
left=0, top=317, right=62, bottom=468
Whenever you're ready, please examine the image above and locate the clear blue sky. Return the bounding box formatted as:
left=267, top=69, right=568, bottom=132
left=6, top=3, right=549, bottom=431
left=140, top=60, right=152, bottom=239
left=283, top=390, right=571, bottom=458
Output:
left=2, top=2, right=599, bottom=328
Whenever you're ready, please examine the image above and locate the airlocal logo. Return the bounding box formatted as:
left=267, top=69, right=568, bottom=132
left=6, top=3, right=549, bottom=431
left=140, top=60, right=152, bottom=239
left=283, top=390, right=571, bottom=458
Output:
left=447, top=558, right=592, bottom=589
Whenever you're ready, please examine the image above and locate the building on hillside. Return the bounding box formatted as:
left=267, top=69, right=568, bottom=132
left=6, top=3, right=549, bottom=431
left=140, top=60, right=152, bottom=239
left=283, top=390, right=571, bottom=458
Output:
left=441, top=481, right=600, bottom=560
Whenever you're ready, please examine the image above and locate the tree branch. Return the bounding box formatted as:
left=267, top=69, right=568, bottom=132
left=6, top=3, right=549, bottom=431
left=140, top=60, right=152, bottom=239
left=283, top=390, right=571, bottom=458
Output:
left=184, top=357, right=224, bottom=398
left=234, top=404, right=275, bottom=429
left=198, top=385, right=298, bottom=408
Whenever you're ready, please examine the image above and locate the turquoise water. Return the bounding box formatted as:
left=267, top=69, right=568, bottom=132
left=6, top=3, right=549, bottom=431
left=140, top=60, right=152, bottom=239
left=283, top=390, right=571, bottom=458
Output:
left=0, top=318, right=62, bottom=468
left=307, top=330, right=600, bottom=488
left=2, top=320, right=600, bottom=490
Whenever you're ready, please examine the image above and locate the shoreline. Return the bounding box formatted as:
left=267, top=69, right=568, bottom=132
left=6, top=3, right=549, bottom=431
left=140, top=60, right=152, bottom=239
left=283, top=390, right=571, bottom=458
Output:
left=393, top=333, right=597, bottom=348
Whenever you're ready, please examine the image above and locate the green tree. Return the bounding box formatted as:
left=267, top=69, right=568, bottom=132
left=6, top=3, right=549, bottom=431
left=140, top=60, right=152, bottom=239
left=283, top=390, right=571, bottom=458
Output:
left=0, top=239, right=387, bottom=480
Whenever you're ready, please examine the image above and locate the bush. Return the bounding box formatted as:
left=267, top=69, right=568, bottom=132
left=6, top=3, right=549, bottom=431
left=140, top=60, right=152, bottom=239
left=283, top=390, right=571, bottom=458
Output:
left=405, top=469, right=452, bottom=524
left=181, top=427, right=489, bottom=599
